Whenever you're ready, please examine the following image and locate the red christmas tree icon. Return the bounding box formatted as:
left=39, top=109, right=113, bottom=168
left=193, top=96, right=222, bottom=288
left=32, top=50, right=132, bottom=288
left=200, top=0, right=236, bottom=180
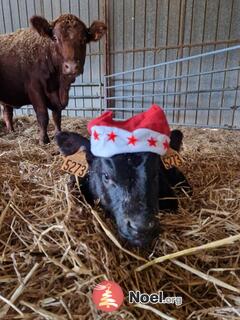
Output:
left=98, top=284, right=118, bottom=309
left=92, top=280, right=124, bottom=312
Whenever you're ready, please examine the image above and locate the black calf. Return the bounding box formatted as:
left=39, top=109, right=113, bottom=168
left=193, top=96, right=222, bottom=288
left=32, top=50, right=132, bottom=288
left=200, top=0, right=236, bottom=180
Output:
left=56, top=129, right=191, bottom=247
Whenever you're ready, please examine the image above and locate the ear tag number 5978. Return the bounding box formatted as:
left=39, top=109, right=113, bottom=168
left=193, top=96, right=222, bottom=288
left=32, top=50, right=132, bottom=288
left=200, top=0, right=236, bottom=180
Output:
left=161, top=148, right=184, bottom=170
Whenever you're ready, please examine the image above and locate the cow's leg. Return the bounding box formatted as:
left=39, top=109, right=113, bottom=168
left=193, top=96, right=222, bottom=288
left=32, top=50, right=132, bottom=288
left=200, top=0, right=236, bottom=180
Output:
left=36, top=110, right=50, bottom=144
left=29, top=87, right=50, bottom=144
left=52, top=110, right=62, bottom=135
left=3, top=104, right=14, bottom=131
left=32, top=104, right=50, bottom=144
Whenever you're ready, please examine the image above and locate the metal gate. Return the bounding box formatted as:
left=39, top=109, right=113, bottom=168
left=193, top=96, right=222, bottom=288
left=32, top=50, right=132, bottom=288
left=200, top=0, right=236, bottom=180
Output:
left=104, top=45, right=240, bottom=129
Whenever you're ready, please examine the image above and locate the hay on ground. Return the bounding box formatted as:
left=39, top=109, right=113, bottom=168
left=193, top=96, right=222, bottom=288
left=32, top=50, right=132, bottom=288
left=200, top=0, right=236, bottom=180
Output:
left=0, top=115, right=240, bottom=320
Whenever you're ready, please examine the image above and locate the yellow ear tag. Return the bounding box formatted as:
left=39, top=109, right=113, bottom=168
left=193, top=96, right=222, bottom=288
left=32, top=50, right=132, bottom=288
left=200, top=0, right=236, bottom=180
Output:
left=161, top=148, right=184, bottom=170
left=61, top=151, right=88, bottom=177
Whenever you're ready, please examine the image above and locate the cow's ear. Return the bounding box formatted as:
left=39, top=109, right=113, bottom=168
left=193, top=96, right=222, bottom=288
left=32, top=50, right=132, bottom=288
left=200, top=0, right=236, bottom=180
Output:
left=56, top=131, right=92, bottom=157
left=30, top=16, right=53, bottom=38
left=170, top=130, right=183, bottom=152
left=87, top=21, right=107, bottom=42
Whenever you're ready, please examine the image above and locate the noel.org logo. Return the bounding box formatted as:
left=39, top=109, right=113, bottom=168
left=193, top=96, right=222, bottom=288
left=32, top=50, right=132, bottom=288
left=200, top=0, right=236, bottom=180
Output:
left=92, top=280, right=183, bottom=312
left=92, top=280, right=124, bottom=312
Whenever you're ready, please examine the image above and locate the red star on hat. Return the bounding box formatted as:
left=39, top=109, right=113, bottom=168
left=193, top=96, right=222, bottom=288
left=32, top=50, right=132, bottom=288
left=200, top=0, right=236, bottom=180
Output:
left=163, top=139, right=169, bottom=150
left=148, top=137, right=157, bottom=147
left=93, top=130, right=100, bottom=140
left=107, top=131, right=117, bottom=142
left=128, top=135, right=138, bottom=146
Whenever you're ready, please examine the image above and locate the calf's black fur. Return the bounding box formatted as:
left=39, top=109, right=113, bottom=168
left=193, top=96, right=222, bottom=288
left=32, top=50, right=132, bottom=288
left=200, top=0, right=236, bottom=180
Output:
left=56, top=129, right=191, bottom=247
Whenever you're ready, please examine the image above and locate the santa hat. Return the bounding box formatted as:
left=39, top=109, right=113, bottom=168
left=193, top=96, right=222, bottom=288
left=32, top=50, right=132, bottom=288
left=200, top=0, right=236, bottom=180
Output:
left=87, top=104, right=170, bottom=158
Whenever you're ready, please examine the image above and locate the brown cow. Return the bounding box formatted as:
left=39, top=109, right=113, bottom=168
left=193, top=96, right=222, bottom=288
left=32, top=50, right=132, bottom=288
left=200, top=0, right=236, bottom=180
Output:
left=0, top=14, right=106, bottom=143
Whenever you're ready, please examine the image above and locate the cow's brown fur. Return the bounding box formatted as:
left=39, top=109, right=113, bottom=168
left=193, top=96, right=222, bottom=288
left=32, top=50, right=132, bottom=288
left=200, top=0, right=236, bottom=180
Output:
left=0, top=14, right=106, bottom=143
left=0, top=29, right=50, bottom=66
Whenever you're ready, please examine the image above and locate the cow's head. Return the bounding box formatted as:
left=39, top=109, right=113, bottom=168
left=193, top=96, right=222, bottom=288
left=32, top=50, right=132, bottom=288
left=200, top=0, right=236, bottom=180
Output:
left=56, top=131, right=161, bottom=247
left=31, top=14, right=106, bottom=76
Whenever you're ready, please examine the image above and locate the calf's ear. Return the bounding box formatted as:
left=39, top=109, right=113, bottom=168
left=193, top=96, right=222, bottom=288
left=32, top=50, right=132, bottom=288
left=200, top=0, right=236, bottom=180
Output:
left=170, top=130, right=183, bottom=152
left=87, top=21, right=107, bottom=42
left=56, top=131, right=91, bottom=156
left=30, top=16, right=53, bottom=38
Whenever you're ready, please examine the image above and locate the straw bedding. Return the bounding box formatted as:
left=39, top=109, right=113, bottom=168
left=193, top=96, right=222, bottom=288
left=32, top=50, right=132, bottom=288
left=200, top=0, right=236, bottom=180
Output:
left=0, top=115, right=240, bottom=320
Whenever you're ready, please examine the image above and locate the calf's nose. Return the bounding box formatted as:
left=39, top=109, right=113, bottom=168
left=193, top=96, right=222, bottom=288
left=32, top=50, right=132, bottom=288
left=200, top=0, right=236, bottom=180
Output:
left=126, top=217, right=156, bottom=234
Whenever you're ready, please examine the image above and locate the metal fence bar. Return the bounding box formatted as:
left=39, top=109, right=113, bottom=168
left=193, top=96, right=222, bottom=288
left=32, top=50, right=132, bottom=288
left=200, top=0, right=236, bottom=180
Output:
left=183, top=0, right=194, bottom=125
left=69, top=96, right=103, bottom=99
left=99, top=107, right=239, bottom=112
left=167, top=122, right=239, bottom=130
left=194, top=0, right=207, bottom=125
left=218, top=0, right=234, bottom=127
left=17, top=106, right=238, bottom=113
left=231, top=70, right=240, bottom=128
left=73, top=85, right=77, bottom=117
left=71, top=83, right=101, bottom=87
left=105, top=45, right=240, bottom=78
left=219, top=51, right=230, bottom=127
left=106, top=66, right=240, bottom=90
left=206, top=0, right=221, bottom=126
left=108, top=38, right=240, bottom=55
left=174, top=0, right=187, bottom=123
left=105, top=86, right=240, bottom=100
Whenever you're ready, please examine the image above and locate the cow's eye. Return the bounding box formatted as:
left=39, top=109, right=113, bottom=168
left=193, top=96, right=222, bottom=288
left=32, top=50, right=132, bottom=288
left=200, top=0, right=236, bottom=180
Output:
left=102, top=173, right=110, bottom=184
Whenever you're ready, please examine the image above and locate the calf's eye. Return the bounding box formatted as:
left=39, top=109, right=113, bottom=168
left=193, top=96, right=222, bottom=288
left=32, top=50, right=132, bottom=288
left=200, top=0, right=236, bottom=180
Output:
left=102, top=173, right=110, bottom=184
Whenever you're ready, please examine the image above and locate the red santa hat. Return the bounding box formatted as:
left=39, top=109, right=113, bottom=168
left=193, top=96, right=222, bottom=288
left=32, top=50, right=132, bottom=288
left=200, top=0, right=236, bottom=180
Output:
left=87, top=104, right=170, bottom=158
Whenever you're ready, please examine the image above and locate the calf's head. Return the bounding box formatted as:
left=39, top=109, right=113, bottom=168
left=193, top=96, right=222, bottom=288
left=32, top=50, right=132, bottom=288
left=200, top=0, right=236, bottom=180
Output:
left=56, top=131, right=160, bottom=247
left=31, top=14, right=106, bottom=76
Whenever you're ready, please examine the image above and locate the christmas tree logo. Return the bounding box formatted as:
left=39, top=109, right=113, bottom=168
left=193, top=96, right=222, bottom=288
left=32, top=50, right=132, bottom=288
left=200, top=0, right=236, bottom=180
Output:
left=92, top=280, right=124, bottom=312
